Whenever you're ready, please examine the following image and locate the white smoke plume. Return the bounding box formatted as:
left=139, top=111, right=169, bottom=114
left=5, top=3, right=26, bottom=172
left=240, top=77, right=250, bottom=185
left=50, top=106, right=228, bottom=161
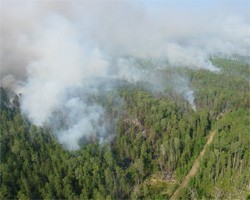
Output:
left=173, top=76, right=196, bottom=111
left=1, top=1, right=249, bottom=149
left=18, top=14, right=110, bottom=149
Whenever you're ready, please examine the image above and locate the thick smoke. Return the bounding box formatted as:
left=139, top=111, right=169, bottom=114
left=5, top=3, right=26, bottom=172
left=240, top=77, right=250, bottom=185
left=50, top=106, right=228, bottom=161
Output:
left=19, top=14, right=110, bottom=149
left=1, top=1, right=249, bottom=149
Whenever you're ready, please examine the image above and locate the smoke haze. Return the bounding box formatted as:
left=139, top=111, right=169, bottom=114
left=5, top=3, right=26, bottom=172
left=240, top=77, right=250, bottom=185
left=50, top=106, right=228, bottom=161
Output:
left=1, top=0, right=249, bottom=149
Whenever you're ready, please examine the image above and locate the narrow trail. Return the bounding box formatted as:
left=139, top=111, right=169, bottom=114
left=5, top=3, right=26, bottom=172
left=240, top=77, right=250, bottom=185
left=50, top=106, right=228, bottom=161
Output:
left=170, top=130, right=216, bottom=200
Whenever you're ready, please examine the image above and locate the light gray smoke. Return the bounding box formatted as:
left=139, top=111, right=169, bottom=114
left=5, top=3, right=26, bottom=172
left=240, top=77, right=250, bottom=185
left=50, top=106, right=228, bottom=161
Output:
left=1, top=1, right=249, bottom=149
left=173, top=76, right=196, bottom=111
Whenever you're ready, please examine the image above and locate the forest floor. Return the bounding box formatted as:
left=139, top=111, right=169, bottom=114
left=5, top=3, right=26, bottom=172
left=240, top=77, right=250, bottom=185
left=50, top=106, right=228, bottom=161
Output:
left=170, top=130, right=216, bottom=200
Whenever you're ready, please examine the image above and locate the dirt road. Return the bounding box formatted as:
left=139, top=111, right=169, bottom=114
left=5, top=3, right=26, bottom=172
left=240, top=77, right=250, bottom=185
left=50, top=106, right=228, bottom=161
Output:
left=170, top=130, right=216, bottom=200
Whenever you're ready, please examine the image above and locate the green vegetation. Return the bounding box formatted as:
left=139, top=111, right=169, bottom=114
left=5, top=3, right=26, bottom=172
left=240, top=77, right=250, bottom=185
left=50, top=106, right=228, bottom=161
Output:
left=0, top=58, right=249, bottom=199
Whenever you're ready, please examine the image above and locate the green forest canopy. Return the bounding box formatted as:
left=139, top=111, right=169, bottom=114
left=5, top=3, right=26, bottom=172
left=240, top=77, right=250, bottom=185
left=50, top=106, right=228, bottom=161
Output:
left=0, top=58, right=249, bottom=199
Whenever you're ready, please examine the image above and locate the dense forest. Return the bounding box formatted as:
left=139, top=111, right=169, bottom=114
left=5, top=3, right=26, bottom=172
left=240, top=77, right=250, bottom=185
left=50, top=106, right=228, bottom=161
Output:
left=0, top=58, right=249, bottom=199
